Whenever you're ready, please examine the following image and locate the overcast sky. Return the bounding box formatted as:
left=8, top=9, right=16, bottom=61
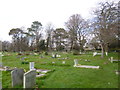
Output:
left=0, top=0, right=118, bottom=41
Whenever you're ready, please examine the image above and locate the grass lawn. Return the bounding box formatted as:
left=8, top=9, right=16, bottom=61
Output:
left=1, top=52, right=119, bottom=88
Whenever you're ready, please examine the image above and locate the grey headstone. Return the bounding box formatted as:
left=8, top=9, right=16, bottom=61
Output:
left=0, top=62, right=2, bottom=68
left=11, top=68, right=24, bottom=87
left=0, top=82, right=2, bottom=90
left=23, top=70, right=36, bottom=88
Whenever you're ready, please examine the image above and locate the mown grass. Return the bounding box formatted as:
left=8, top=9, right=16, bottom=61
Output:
left=1, top=51, right=119, bottom=88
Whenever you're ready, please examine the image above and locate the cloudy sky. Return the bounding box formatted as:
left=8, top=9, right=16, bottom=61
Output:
left=0, top=0, right=118, bottom=41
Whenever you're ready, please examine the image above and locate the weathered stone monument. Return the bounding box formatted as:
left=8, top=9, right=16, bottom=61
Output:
left=23, top=70, right=36, bottom=88
left=11, top=68, right=24, bottom=87
left=29, top=62, right=35, bottom=70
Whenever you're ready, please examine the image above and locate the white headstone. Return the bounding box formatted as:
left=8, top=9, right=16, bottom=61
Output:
left=111, top=57, right=113, bottom=61
left=74, top=59, right=78, bottom=67
left=52, top=54, right=55, bottom=58
left=11, top=68, right=24, bottom=87
left=29, top=62, right=35, bottom=70
left=62, top=61, right=65, bottom=64
left=105, top=52, right=108, bottom=56
left=93, top=52, right=97, bottom=56
left=23, top=70, right=36, bottom=88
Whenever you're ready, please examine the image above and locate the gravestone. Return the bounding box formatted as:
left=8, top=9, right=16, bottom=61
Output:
left=74, top=59, right=78, bottom=66
left=62, top=61, right=65, bottom=64
left=111, top=57, right=113, bottom=61
left=11, top=68, right=24, bottom=87
left=110, top=57, right=120, bottom=63
left=105, top=52, right=108, bottom=56
left=56, top=55, right=61, bottom=57
left=93, top=52, right=102, bottom=56
left=20, top=57, right=25, bottom=60
left=29, top=62, right=35, bottom=70
left=52, top=54, right=55, bottom=58
left=0, top=82, right=2, bottom=90
left=23, top=70, right=36, bottom=88
left=0, top=62, right=2, bottom=68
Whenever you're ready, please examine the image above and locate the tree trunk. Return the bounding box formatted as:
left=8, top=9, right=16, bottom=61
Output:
left=101, top=43, right=104, bottom=58
left=70, top=41, right=73, bottom=51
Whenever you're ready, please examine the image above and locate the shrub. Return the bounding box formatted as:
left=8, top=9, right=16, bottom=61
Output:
left=44, top=52, right=48, bottom=55
left=73, top=50, right=80, bottom=55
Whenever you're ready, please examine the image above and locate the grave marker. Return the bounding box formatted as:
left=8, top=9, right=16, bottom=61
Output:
left=74, top=59, right=78, bottom=67
left=62, top=61, right=65, bottom=64
left=29, top=62, right=35, bottom=70
left=105, top=52, right=108, bottom=56
left=11, top=68, right=24, bottom=87
left=23, top=70, right=36, bottom=88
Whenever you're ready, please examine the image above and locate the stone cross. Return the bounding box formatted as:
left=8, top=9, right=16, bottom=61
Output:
left=29, top=62, right=35, bottom=70
left=23, top=70, right=36, bottom=88
left=11, top=68, right=24, bottom=87
left=74, top=59, right=78, bottom=66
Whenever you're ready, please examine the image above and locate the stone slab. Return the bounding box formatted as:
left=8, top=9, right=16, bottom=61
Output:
left=74, top=65, right=100, bottom=69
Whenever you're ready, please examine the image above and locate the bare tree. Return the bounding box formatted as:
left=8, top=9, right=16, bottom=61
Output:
left=65, top=14, right=87, bottom=51
left=92, top=1, right=118, bottom=58
left=45, top=23, right=54, bottom=51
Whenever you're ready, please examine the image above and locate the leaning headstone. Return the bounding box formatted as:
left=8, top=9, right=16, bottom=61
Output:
left=93, top=52, right=97, bottom=56
left=29, top=62, right=35, bottom=70
left=11, top=68, right=24, bottom=87
left=23, top=70, right=36, bottom=88
left=74, top=59, right=78, bottom=67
